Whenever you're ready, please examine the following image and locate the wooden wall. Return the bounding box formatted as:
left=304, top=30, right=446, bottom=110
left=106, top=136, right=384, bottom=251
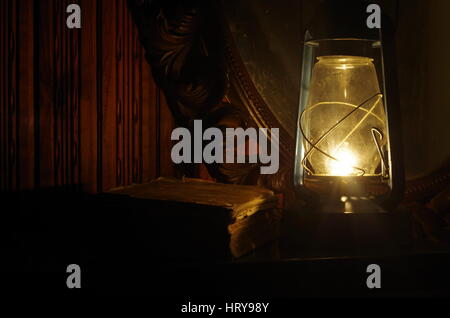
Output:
left=0, top=0, right=184, bottom=193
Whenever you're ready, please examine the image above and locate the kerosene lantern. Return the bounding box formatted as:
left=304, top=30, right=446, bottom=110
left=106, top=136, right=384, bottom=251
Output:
left=294, top=2, right=403, bottom=215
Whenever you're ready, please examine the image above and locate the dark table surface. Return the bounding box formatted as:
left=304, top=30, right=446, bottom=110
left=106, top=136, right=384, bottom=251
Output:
left=155, top=209, right=450, bottom=298
left=4, top=190, right=450, bottom=297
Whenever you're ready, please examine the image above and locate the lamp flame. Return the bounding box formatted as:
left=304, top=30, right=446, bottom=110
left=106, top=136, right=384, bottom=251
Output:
left=329, top=148, right=357, bottom=176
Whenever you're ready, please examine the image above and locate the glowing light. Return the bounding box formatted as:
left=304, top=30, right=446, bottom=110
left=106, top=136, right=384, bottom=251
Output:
left=329, top=148, right=357, bottom=176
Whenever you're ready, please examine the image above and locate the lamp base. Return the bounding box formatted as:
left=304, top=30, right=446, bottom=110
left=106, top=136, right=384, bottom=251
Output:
left=283, top=203, right=411, bottom=258
left=303, top=175, right=391, bottom=199
left=320, top=195, right=387, bottom=214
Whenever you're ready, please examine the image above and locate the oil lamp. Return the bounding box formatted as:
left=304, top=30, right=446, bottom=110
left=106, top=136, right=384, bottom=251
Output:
left=293, top=4, right=403, bottom=214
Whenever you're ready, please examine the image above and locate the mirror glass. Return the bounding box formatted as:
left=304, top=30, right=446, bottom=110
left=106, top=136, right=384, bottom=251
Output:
left=223, top=0, right=302, bottom=138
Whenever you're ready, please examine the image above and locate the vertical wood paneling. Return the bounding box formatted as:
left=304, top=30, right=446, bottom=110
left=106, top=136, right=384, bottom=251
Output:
left=38, top=0, right=55, bottom=188
left=159, top=92, right=177, bottom=178
left=141, top=47, right=157, bottom=183
left=124, top=0, right=131, bottom=186
left=80, top=0, right=98, bottom=193
left=9, top=0, right=18, bottom=190
left=17, top=0, right=35, bottom=190
left=133, top=27, right=142, bottom=184
left=0, top=0, right=8, bottom=190
left=71, top=1, right=81, bottom=187
left=124, top=1, right=131, bottom=186
left=101, top=0, right=118, bottom=192
left=116, top=0, right=124, bottom=187
left=54, top=0, right=63, bottom=186
left=1, top=0, right=188, bottom=193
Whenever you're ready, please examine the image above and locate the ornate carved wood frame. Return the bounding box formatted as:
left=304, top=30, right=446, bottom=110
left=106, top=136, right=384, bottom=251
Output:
left=128, top=0, right=450, bottom=201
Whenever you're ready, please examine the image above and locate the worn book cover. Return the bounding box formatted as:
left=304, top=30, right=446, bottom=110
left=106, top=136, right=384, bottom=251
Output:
left=98, top=177, right=282, bottom=260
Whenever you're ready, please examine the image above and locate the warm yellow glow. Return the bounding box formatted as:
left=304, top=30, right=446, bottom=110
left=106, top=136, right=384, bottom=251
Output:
left=301, top=55, right=388, bottom=177
left=329, top=148, right=357, bottom=176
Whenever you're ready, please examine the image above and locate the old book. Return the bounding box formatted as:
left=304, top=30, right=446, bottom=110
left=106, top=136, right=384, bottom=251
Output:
left=99, top=177, right=281, bottom=260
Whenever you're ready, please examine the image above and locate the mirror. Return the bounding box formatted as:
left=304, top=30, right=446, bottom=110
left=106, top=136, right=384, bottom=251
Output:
left=223, top=0, right=302, bottom=138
